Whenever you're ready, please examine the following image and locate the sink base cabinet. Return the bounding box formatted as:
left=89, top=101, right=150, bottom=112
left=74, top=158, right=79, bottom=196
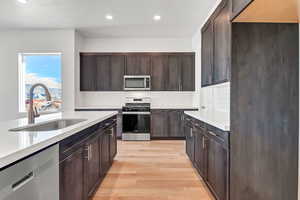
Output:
left=184, top=114, right=229, bottom=200
left=59, top=116, right=117, bottom=200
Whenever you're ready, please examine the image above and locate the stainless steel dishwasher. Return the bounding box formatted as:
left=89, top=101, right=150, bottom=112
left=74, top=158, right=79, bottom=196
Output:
left=0, top=144, right=59, bottom=200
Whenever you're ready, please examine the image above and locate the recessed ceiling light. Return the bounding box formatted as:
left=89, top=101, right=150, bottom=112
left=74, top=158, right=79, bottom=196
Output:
left=105, top=14, right=113, bottom=20
left=17, top=0, right=28, bottom=4
left=153, top=15, right=161, bottom=21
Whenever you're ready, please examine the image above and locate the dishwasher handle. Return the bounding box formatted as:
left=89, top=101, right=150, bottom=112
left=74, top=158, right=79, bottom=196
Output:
left=12, top=171, right=35, bottom=191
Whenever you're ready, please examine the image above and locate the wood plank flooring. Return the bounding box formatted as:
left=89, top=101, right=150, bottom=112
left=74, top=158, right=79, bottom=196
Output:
left=93, top=140, right=214, bottom=200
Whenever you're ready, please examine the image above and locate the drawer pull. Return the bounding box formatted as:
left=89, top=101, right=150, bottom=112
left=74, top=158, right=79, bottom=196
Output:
left=12, top=171, right=35, bottom=191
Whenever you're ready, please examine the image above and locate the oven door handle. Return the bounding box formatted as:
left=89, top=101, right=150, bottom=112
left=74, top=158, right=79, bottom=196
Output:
left=122, top=112, right=151, bottom=115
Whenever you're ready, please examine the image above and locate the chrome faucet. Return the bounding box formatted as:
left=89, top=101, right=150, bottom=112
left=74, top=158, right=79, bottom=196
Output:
left=28, top=83, right=52, bottom=124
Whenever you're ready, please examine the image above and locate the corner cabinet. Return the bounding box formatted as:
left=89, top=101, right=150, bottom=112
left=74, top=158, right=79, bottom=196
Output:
left=184, top=114, right=229, bottom=200
left=59, top=116, right=117, bottom=200
left=201, top=0, right=231, bottom=87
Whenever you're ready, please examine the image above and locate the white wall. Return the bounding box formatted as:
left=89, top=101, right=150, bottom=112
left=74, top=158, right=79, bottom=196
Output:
left=75, top=37, right=199, bottom=109
left=0, top=29, right=76, bottom=121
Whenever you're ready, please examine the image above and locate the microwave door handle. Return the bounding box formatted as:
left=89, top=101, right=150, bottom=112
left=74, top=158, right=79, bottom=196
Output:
left=144, top=78, right=147, bottom=88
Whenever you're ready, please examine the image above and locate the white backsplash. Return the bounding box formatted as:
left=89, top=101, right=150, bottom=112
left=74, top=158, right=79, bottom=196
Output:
left=76, top=91, right=198, bottom=108
left=199, top=82, right=230, bottom=125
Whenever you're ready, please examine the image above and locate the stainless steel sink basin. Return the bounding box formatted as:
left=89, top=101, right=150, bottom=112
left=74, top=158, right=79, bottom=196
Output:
left=9, top=119, right=87, bottom=132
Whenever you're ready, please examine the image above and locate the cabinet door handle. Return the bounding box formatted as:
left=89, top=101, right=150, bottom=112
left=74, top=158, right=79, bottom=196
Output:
left=202, top=138, right=205, bottom=149
left=89, top=145, right=92, bottom=160
left=12, top=171, right=35, bottom=191
left=190, top=129, right=193, bottom=137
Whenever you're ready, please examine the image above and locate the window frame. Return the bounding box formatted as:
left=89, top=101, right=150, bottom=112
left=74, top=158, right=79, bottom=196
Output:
left=18, top=52, right=63, bottom=115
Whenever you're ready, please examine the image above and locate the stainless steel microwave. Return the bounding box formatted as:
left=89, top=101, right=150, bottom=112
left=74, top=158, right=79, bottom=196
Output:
left=124, top=75, right=151, bottom=91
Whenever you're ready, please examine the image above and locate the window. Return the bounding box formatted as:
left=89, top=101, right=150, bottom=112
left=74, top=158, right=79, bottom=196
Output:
left=18, top=53, right=62, bottom=113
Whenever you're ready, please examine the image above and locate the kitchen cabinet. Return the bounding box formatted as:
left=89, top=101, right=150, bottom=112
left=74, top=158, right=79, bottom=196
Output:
left=99, top=129, right=111, bottom=176
left=96, top=55, right=111, bottom=91
left=84, top=134, right=101, bottom=199
left=168, top=110, right=184, bottom=137
left=201, top=0, right=231, bottom=87
left=109, top=122, right=117, bottom=163
left=206, top=130, right=228, bottom=200
left=151, top=110, right=169, bottom=138
left=60, top=147, right=85, bottom=200
left=184, top=114, right=229, bottom=200
left=80, top=53, right=195, bottom=91
left=181, top=54, right=195, bottom=91
left=194, top=124, right=207, bottom=179
left=213, top=0, right=231, bottom=84
left=151, top=55, right=168, bottom=91
left=125, top=54, right=151, bottom=75
left=201, top=21, right=213, bottom=87
left=59, top=116, right=117, bottom=200
left=231, top=23, right=298, bottom=200
left=110, top=55, right=126, bottom=91
left=80, top=55, right=97, bottom=91
left=167, top=55, right=182, bottom=91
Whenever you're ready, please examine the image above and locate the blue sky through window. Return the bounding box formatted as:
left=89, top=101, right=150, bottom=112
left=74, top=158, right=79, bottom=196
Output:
left=25, top=55, right=61, bottom=85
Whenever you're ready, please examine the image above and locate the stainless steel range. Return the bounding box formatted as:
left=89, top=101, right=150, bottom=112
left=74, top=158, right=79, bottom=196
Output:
left=122, top=97, right=151, bottom=141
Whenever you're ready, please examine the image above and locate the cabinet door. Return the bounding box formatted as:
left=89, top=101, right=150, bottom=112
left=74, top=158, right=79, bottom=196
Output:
left=96, top=55, right=111, bottom=91
left=181, top=55, right=195, bottom=91
left=207, top=136, right=228, bottom=200
left=125, top=55, right=151, bottom=75
left=99, top=131, right=111, bottom=176
left=151, top=110, right=168, bottom=138
left=60, top=147, right=85, bottom=200
left=167, top=55, right=181, bottom=91
left=168, top=110, right=184, bottom=137
left=80, top=55, right=96, bottom=91
left=109, top=124, right=117, bottom=163
left=110, top=55, right=125, bottom=91
left=185, top=126, right=195, bottom=163
left=84, top=135, right=100, bottom=198
left=213, top=1, right=231, bottom=84
left=151, top=55, right=168, bottom=91
left=201, top=21, right=213, bottom=87
left=194, top=127, right=208, bottom=179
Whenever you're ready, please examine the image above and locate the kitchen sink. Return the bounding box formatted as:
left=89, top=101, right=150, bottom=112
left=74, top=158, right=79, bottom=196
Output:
left=9, top=119, right=87, bottom=132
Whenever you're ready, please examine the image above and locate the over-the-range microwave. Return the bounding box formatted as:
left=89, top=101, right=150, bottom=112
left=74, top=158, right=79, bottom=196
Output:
left=124, top=75, right=151, bottom=91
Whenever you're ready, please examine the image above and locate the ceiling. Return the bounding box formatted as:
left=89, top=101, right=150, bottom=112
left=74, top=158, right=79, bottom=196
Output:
left=0, top=0, right=217, bottom=38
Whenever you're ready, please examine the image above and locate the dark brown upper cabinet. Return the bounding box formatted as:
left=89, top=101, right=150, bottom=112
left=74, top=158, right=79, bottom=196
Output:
left=213, top=0, right=231, bottom=84
left=80, top=54, right=125, bottom=91
left=201, top=0, right=231, bottom=87
left=151, top=55, right=168, bottom=91
left=181, top=54, right=195, bottom=91
left=110, top=55, right=125, bottom=91
left=80, top=55, right=97, bottom=91
left=201, top=21, right=213, bottom=87
left=80, top=53, right=195, bottom=91
left=167, top=55, right=182, bottom=91
left=125, top=54, right=151, bottom=75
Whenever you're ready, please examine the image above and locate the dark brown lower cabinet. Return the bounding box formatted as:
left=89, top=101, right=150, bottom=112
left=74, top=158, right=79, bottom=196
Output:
left=194, top=125, right=207, bottom=179
left=168, top=110, right=184, bottom=137
left=59, top=116, right=117, bottom=200
left=185, top=114, right=229, bottom=200
left=59, top=147, right=85, bottom=200
left=84, top=135, right=101, bottom=199
left=206, top=131, right=228, bottom=200
left=151, top=110, right=169, bottom=138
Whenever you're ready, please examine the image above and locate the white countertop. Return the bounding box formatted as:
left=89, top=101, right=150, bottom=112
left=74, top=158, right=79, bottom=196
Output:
left=184, top=111, right=230, bottom=131
left=0, top=111, right=117, bottom=169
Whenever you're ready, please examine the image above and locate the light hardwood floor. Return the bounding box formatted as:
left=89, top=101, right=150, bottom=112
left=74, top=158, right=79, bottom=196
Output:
left=93, top=140, right=214, bottom=200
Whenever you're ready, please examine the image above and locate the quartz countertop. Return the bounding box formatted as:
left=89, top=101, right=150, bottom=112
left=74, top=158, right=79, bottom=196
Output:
left=184, top=111, right=230, bottom=131
left=0, top=111, right=117, bottom=169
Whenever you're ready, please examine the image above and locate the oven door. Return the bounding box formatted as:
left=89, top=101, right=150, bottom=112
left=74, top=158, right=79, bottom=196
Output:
left=122, top=112, right=150, bottom=134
